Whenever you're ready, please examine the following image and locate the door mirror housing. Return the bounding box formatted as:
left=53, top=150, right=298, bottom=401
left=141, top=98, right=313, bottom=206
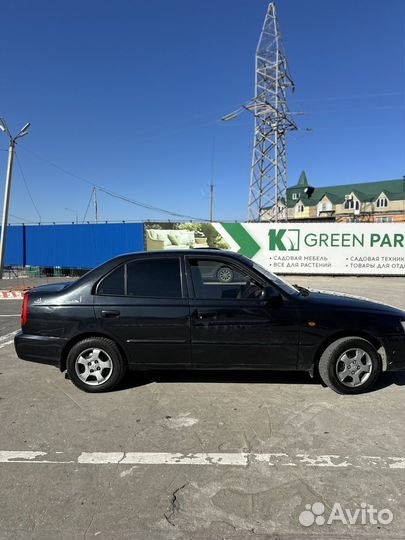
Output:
left=262, top=285, right=282, bottom=306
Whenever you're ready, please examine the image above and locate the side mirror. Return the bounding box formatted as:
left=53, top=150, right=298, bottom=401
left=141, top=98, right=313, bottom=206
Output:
left=262, top=285, right=282, bottom=306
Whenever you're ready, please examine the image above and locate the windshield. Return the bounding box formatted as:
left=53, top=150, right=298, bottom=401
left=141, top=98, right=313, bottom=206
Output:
left=251, top=261, right=299, bottom=295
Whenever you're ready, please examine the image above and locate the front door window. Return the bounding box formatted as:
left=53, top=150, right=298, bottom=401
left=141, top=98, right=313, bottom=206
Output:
left=189, top=258, right=263, bottom=300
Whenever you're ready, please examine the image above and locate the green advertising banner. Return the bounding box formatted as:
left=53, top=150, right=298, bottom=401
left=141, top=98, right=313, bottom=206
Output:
left=143, top=222, right=405, bottom=275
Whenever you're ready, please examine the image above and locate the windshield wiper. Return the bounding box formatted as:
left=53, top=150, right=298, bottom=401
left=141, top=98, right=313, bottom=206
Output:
left=293, top=284, right=310, bottom=296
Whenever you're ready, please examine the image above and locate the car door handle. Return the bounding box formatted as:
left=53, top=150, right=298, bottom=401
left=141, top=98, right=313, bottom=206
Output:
left=101, top=309, right=120, bottom=318
left=196, top=310, right=217, bottom=321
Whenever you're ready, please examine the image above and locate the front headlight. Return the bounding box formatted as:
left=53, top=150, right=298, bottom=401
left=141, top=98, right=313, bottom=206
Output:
left=401, top=321, right=405, bottom=333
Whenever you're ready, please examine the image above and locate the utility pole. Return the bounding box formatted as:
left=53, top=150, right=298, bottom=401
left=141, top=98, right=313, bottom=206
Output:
left=93, top=187, right=98, bottom=223
left=210, top=138, right=215, bottom=222
left=209, top=183, right=214, bottom=223
left=0, top=119, right=31, bottom=278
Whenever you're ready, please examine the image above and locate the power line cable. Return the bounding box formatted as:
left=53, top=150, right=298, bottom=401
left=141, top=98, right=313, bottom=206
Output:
left=97, top=186, right=208, bottom=221
left=9, top=213, right=37, bottom=223
left=300, top=105, right=404, bottom=114
left=14, top=152, right=42, bottom=222
left=290, top=91, right=404, bottom=103
left=82, top=189, right=94, bottom=223
left=17, top=143, right=208, bottom=221
left=18, top=143, right=94, bottom=187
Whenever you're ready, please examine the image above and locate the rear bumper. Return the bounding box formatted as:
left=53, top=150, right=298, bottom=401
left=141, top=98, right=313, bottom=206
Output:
left=14, top=332, right=67, bottom=369
left=383, top=333, right=405, bottom=372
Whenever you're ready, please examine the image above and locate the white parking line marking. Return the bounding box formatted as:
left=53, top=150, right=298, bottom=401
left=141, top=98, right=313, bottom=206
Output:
left=78, top=452, right=248, bottom=466
left=0, top=330, right=18, bottom=341
left=0, top=451, right=47, bottom=461
left=0, top=340, right=15, bottom=349
left=0, top=330, right=18, bottom=342
left=0, top=330, right=18, bottom=349
left=0, top=451, right=74, bottom=464
left=0, top=451, right=403, bottom=469
left=0, top=314, right=20, bottom=317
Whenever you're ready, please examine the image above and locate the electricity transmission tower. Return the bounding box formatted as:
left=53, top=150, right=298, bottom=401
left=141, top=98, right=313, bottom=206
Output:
left=247, top=2, right=297, bottom=222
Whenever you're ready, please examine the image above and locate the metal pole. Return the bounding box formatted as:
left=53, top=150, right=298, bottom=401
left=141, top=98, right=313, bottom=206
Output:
left=209, top=138, right=215, bottom=222
left=274, top=40, right=280, bottom=223
left=248, top=51, right=260, bottom=222
left=0, top=140, right=16, bottom=278
left=209, top=183, right=214, bottom=222
left=93, top=187, right=98, bottom=223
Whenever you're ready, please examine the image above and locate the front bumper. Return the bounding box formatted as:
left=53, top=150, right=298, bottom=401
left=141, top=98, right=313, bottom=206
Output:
left=383, top=333, right=405, bottom=372
left=14, top=332, right=67, bottom=369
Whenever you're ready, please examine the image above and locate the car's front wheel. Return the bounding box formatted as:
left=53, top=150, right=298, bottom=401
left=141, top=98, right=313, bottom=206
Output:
left=66, top=337, right=126, bottom=393
left=318, top=336, right=381, bottom=394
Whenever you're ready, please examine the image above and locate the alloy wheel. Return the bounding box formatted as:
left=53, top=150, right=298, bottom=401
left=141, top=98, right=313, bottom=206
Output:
left=75, top=347, right=113, bottom=386
left=335, top=347, right=373, bottom=388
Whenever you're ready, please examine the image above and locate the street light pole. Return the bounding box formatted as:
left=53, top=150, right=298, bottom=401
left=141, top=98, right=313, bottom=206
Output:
left=0, top=141, right=16, bottom=278
left=0, top=118, right=31, bottom=278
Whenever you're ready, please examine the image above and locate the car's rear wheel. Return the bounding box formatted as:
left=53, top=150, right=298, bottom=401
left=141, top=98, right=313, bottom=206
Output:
left=66, top=337, right=126, bottom=393
left=318, top=336, right=381, bottom=394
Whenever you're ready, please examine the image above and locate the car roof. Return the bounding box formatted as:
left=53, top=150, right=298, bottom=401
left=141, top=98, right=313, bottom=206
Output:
left=112, top=249, right=242, bottom=260
left=68, top=249, right=248, bottom=292
left=89, top=249, right=244, bottom=275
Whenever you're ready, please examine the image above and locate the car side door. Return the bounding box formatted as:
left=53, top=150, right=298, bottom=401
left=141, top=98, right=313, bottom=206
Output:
left=186, top=256, right=299, bottom=369
left=93, top=255, right=191, bottom=367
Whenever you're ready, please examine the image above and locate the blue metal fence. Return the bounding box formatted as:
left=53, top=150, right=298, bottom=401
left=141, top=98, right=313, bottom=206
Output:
left=1, top=226, right=25, bottom=266
left=3, top=223, right=144, bottom=269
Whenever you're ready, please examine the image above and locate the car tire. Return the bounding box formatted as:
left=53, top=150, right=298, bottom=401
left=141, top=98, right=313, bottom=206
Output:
left=66, top=337, right=126, bottom=393
left=318, top=336, right=381, bottom=394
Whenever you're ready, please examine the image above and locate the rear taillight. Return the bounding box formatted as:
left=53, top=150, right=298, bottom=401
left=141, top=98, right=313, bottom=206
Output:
left=21, top=294, right=29, bottom=326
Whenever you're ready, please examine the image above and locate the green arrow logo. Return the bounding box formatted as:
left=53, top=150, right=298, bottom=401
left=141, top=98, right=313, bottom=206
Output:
left=221, top=223, right=261, bottom=258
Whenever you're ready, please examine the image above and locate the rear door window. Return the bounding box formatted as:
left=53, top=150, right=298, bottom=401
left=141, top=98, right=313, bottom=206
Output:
left=126, top=258, right=182, bottom=298
left=97, top=265, right=125, bottom=295
left=97, top=258, right=182, bottom=298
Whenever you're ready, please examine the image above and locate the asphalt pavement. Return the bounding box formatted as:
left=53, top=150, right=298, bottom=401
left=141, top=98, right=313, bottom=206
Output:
left=0, top=277, right=404, bottom=540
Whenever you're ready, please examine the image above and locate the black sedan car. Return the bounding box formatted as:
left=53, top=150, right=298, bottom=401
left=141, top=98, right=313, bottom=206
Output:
left=15, top=250, right=405, bottom=394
